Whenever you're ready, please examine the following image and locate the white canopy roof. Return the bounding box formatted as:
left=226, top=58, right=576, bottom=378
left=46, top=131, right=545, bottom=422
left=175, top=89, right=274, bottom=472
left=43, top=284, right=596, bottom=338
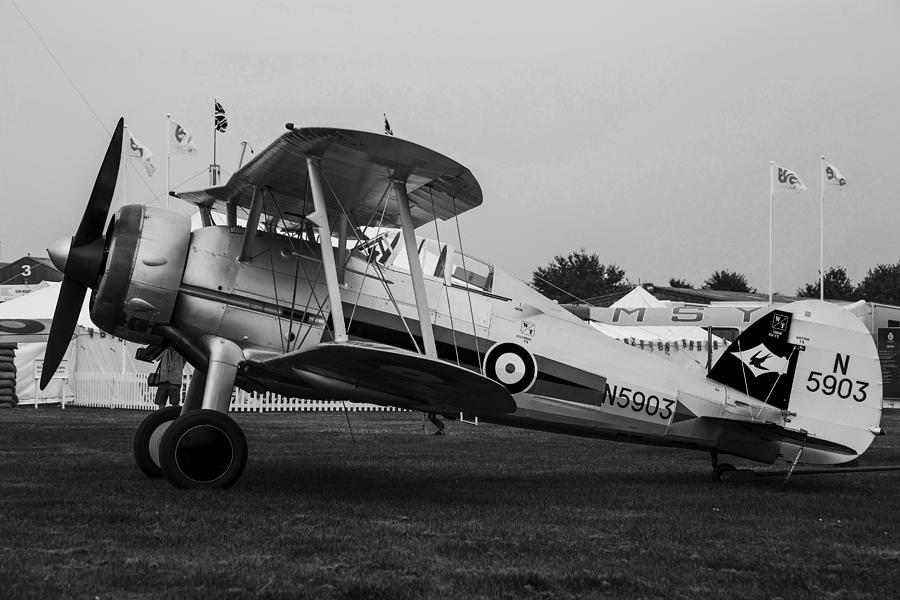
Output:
left=0, top=282, right=95, bottom=329
left=591, top=287, right=716, bottom=343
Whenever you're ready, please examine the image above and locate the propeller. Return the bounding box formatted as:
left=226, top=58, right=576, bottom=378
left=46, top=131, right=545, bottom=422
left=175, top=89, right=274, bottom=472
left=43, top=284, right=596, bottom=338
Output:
left=41, top=118, right=124, bottom=389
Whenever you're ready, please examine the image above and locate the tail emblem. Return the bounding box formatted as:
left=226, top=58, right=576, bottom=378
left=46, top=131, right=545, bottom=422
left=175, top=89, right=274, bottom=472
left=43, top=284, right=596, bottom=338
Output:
left=733, top=343, right=789, bottom=378
left=772, top=313, right=789, bottom=332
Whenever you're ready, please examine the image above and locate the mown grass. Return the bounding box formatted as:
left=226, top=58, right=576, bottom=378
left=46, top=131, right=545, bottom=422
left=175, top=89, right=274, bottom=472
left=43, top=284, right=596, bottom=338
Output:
left=2, top=408, right=900, bottom=599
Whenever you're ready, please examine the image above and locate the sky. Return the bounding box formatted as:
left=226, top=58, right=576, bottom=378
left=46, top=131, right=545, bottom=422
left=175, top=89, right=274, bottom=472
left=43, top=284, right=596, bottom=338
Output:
left=2, top=0, right=898, bottom=296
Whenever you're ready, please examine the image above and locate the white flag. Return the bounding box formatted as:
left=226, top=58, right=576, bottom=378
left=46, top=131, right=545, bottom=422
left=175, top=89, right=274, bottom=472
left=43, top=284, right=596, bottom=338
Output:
left=169, top=120, right=197, bottom=155
left=824, top=161, right=847, bottom=186
left=774, top=164, right=807, bottom=192
left=125, top=131, right=156, bottom=176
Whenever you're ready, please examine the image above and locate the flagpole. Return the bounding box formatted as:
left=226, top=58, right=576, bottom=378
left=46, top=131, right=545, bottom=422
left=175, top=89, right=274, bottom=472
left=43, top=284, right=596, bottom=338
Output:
left=819, top=156, right=826, bottom=300
left=238, top=141, right=248, bottom=169
left=122, top=124, right=128, bottom=208
left=769, top=161, right=775, bottom=305
left=165, top=113, right=171, bottom=209
left=212, top=98, right=218, bottom=186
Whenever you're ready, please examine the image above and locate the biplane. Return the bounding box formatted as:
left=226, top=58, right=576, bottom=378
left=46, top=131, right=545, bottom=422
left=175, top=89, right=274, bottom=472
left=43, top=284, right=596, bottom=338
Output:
left=42, top=118, right=883, bottom=488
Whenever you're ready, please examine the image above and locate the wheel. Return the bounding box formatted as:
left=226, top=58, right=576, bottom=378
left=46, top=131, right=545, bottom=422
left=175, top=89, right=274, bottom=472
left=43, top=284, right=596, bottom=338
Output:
left=713, top=463, right=736, bottom=483
left=159, top=410, right=247, bottom=489
left=133, top=406, right=182, bottom=479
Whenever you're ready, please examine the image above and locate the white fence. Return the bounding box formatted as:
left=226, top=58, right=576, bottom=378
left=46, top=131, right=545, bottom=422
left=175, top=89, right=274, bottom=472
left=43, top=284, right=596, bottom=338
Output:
left=73, top=372, right=401, bottom=412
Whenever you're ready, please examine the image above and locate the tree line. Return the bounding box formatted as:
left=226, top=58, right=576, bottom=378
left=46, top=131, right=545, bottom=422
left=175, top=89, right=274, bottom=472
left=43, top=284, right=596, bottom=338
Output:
left=532, top=249, right=900, bottom=305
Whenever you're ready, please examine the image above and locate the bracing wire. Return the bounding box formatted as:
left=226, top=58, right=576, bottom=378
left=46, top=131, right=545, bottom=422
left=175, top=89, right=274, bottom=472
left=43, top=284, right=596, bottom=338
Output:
left=451, top=197, right=482, bottom=369
left=269, top=189, right=330, bottom=348
left=287, top=258, right=301, bottom=352
left=755, top=345, right=799, bottom=421
left=10, top=1, right=157, bottom=200
left=149, top=167, right=211, bottom=206
left=319, top=177, right=423, bottom=353
left=341, top=401, right=357, bottom=445
left=430, top=186, right=461, bottom=365
left=346, top=185, right=392, bottom=330
left=264, top=204, right=288, bottom=353
left=737, top=340, right=749, bottom=398
left=530, top=273, right=596, bottom=305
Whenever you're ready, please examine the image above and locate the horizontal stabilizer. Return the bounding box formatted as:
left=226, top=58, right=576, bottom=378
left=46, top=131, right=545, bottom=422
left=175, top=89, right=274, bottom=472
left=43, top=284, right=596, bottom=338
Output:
left=250, top=341, right=516, bottom=416
left=702, top=417, right=858, bottom=456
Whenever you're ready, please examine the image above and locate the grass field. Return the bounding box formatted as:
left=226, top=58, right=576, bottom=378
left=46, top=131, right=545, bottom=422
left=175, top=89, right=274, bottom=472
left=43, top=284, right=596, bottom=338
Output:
left=3, top=408, right=900, bottom=599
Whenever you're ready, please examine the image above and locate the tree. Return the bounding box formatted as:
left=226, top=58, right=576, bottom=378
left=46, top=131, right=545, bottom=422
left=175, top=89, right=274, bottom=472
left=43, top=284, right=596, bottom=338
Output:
left=796, top=266, right=857, bottom=300
left=702, top=270, right=756, bottom=293
left=532, top=249, right=629, bottom=302
left=855, top=261, right=900, bottom=305
left=668, top=278, right=693, bottom=289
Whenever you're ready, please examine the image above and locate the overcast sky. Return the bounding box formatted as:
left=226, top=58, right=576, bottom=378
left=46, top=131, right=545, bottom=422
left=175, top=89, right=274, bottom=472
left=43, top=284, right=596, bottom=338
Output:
left=2, top=0, right=898, bottom=296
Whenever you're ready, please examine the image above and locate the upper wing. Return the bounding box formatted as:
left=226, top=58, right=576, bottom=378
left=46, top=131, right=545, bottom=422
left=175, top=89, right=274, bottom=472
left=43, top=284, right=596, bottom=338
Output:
left=175, top=127, right=482, bottom=230
left=244, top=341, right=516, bottom=416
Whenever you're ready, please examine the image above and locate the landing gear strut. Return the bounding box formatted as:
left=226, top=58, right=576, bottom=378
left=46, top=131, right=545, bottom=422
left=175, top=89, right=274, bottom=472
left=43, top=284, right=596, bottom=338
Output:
left=135, top=337, right=249, bottom=489
left=710, top=451, right=736, bottom=483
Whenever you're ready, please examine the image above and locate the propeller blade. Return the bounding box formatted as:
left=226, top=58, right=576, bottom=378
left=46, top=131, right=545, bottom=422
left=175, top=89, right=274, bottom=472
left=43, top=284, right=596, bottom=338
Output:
left=42, top=118, right=124, bottom=389
left=73, top=117, right=124, bottom=246
left=41, top=278, right=87, bottom=389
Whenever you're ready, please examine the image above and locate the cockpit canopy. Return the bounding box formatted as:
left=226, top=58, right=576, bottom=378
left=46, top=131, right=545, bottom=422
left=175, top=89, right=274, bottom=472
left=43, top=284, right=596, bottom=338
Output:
left=355, top=231, right=494, bottom=294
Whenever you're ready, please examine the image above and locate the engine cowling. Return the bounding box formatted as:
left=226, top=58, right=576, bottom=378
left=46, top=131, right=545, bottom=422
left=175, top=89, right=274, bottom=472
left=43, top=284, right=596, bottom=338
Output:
left=90, top=205, right=190, bottom=343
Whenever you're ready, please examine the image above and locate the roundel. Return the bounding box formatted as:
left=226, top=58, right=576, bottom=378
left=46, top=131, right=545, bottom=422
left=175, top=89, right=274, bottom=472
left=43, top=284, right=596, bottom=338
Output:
left=483, top=342, right=538, bottom=394
left=0, top=319, right=45, bottom=335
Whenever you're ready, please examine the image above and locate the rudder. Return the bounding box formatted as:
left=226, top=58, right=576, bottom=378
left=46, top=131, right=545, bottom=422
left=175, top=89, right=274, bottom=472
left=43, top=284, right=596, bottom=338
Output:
left=708, top=300, right=882, bottom=464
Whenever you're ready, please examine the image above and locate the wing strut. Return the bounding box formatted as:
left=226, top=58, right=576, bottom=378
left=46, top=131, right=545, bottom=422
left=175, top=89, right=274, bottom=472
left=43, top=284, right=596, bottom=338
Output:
left=307, top=157, right=348, bottom=342
left=393, top=179, right=438, bottom=358
left=336, top=214, right=349, bottom=284
left=237, top=187, right=264, bottom=262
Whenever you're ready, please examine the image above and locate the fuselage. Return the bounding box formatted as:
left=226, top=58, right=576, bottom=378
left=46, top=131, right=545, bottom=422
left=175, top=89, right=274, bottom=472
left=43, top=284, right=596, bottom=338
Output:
left=167, top=224, right=789, bottom=464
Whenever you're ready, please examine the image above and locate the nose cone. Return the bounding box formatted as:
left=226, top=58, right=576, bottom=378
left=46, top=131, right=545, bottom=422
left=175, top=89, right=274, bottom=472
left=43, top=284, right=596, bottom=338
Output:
left=48, top=237, right=73, bottom=273
left=48, top=236, right=104, bottom=289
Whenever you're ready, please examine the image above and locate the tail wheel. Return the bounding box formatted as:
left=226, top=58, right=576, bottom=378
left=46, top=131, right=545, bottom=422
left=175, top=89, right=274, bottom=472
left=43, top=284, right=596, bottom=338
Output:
left=159, top=410, right=247, bottom=489
left=133, top=406, right=182, bottom=479
left=713, top=463, right=736, bottom=483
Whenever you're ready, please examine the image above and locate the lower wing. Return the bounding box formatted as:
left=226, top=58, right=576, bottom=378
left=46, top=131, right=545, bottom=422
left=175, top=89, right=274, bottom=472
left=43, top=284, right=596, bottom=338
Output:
left=244, top=341, right=516, bottom=416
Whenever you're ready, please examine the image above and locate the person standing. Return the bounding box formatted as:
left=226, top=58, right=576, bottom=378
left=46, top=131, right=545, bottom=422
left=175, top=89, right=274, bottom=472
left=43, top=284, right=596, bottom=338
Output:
left=154, top=348, right=184, bottom=410
left=427, top=412, right=445, bottom=435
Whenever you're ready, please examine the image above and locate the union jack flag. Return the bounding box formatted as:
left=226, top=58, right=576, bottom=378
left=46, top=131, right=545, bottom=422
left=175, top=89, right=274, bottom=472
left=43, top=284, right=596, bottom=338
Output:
left=215, top=101, right=227, bottom=133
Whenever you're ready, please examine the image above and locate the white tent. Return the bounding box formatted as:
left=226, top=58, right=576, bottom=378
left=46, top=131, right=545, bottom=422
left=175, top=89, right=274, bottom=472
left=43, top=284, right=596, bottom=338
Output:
left=590, top=287, right=727, bottom=373
left=0, top=283, right=153, bottom=404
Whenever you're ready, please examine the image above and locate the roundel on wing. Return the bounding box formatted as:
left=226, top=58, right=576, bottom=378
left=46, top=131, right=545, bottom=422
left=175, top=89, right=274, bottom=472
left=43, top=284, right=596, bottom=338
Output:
left=482, top=342, right=538, bottom=394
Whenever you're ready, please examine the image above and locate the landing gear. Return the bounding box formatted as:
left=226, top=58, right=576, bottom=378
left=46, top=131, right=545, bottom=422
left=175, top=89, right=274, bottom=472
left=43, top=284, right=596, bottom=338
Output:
left=134, top=337, right=248, bottom=489
left=710, top=451, right=736, bottom=483
left=158, top=410, right=247, bottom=489
left=133, top=406, right=182, bottom=478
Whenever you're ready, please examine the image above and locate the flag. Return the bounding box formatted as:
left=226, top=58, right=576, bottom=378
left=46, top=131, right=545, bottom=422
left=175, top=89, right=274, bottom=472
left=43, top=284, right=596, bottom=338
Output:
left=215, top=101, right=227, bottom=133
left=125, top=130, right=156, bottom=176
left=774, top=164, right=807, bottom=192
left=169, top=119, right=197, bottom=155
left=824, top=161, right=847, bottom=186
left=383, top=113, right=393, bottom=136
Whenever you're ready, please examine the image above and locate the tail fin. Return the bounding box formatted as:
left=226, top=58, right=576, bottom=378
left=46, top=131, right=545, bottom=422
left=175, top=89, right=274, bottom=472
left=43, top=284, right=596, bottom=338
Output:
left=708, top=300, right=882, bottom=463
